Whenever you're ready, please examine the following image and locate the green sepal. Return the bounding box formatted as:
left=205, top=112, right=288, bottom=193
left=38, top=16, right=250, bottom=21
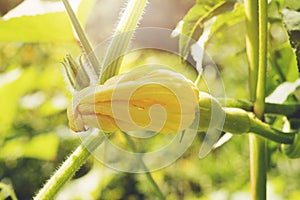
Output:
left=62, top=54, right=90, bottom=91
left=197, top=92, right=225, bottom=132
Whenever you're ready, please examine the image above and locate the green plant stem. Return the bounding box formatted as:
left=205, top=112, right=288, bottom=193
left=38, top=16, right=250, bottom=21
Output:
left=265, top=103, right=300, bottom=117
left=221, top=108, right=295, bottom=144
left=34, top=133, right=105, bottom=200
left=249, top=134, right=266, bottom=200
left=255, top=0, right=267, bottom=119
left=122, top=132, right=165, bottom=200
left=249, top=116, right=295, bottom=144
left=99, top=0, right=148, bottom=84
left=250, top=0, right=268, bottom=199
left=245, top=0, right=259, bottom=101
left=62, top=0, right=100, bottom=79
left=219, top=98, right=300, bottom=117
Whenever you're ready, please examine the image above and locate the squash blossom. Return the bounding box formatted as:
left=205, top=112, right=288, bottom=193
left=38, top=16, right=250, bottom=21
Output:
left=67, top=67, right=199, bottom=134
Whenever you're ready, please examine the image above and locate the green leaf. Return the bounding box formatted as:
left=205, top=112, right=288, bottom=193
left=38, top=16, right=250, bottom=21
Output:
left=179, top=0, right=236, bottom=59
left=0, top=0, right=96, bottom=42
left=283, top=0, right=300, bottom=11
left=267, top=42, right=299, bottom=96
left=268, top=0, right=284, bottom=22
left=0, top=12, right=74, bottom=42
left=271, top=42, right=298, bottom=82
left=204, top=13, right=248, bottom=98
left=207, top=3, right=245, bottom=45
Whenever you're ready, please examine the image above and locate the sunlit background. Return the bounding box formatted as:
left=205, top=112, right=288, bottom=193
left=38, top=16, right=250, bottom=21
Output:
left=1, top=0, right=300, bottom=199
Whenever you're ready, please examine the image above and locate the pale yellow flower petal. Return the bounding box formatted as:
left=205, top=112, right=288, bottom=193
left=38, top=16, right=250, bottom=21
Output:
left=67, top=67, right=199, bottom=134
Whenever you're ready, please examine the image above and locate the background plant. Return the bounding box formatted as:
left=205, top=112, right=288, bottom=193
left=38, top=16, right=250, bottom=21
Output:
left=0, top=0, right=300, bottom=199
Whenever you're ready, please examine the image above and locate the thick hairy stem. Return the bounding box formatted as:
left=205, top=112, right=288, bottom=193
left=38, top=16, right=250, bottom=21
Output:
left=34, top=132, right=105, bottom=200
left=99, top=0, right=148, bottom=84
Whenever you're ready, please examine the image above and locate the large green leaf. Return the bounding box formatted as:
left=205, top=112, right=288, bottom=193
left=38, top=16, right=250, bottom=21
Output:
left=206, top=3, right=245, bottom=46
left=0, top=0, right=96, bottom=42
left=203, top=1, right=298, bottom=98
left=197, top=3, right=247, bottom=98
left=0, top=12, right=74, bottom=42
left=179, top=0, right=236, bottom=59
left=205, top=19, right=248, bottom=98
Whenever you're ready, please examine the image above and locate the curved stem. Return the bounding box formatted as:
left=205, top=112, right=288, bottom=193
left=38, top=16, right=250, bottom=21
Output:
left=249, top=116, right=295, bottom=144
left=34, top=132, right=105, bottom=200
left=222, top=108, right=295, bottom=144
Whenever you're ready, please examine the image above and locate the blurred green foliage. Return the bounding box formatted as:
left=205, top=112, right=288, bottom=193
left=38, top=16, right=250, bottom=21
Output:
left=0, top=0, right=300, bottom=199
left=0, top=42, right=82, bottom=199
left=179, top=0, right=236, bottom=59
